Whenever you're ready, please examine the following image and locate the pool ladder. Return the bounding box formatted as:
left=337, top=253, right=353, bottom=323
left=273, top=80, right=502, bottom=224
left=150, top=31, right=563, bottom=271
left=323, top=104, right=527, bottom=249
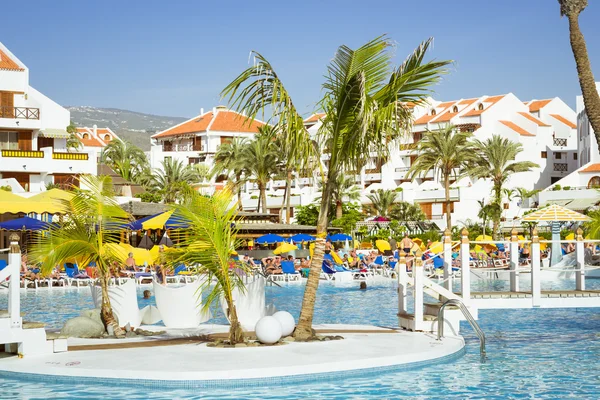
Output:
left=437, top=299, right=486, bottom=358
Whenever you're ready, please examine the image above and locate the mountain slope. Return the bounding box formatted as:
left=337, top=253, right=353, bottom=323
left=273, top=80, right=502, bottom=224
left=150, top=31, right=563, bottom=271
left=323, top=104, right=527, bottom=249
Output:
left=67, top=106, right=188, bottom=150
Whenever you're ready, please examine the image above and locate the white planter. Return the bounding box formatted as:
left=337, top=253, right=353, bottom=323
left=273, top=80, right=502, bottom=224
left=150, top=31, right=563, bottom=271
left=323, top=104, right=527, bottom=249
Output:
left=153, top=280, right=211, bottom=329
left=222, top=276, right=266, bottom=330
left=91, top=280, right=142, bottom=328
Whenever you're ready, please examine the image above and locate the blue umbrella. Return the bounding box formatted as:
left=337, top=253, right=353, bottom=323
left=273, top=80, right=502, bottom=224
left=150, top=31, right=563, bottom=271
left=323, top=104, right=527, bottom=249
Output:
left=287, top=233, right=315, bottom=242
left=255, top=233, right=285, bottom=245
left=0, top=216, right=51, bottom=231
left=329, top=233, right=352, bottom=242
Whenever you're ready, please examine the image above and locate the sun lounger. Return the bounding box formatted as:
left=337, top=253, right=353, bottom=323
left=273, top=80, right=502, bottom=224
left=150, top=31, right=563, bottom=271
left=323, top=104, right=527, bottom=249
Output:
left=281, top=261, right=301, bottom=282
left=64, top=264, right=93, bottom=287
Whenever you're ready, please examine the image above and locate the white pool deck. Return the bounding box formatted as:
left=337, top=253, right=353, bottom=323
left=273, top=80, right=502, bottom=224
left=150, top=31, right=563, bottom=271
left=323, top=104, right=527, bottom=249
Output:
left=0, top=324, right=464, bottom=384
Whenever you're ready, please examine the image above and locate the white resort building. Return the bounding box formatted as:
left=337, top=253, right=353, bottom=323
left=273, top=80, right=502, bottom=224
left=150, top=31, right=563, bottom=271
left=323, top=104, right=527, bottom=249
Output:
left=0, top=42, right=96, bottom=192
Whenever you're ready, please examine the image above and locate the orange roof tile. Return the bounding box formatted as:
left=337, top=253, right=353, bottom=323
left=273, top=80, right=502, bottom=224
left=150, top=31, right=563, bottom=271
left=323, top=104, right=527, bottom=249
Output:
left=518, top=112, right=550, bottom=127
left=153, top=109, right=264, bottom=139
left=437, top=101, right=455, bottom=108
left=499, top=120, right=535, bottom=136
left=459, top=98, right=477, bottom=105
left=0, top=50, right=23, bottom=71
left=79, top=137, right=105, bottom=147
left=550, top=114, right=576, bottom=129
left=304, top=113, right=325, bottom=123
left=527, top=99, right=552, bottom=112
left=463, top=95, right=505, bottom=116
left=581, top=163, right=600, bottom=173
left=413, top=113, right=437, bottom=125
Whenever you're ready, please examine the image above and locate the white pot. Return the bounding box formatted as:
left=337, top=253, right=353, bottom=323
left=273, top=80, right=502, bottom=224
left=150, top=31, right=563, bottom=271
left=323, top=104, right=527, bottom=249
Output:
left=153, top=280, right=211, bottom=329
left=91, top=280, right=142, bottom=328
left=222, top=276, right=266, bottom=330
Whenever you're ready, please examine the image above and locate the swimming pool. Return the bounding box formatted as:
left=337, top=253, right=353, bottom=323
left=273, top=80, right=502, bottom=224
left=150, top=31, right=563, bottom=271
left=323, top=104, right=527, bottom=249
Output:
left=0, top=280, right=599, bottom=399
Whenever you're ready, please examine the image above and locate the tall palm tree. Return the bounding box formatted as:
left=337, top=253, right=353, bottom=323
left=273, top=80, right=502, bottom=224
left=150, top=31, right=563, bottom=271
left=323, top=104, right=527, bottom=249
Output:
left=470, top=135, right=539, bottom=238
left=167, top=190, right=248, bottom=344
left=101, top=140, right=150, bottom=184
left=407, top=125, right=477, bottom=230
left=150, top=158, right=200, bottom=203
left=222, top=36, right=450, bottom=339
left=241, top=128, right=279, bottom=213
left=29, top=175, right=130, bottom=337
left=366, top=189, right=398, bottom=217
left=317, top=174, right=361, bottom=219
left=559, top=0, right=600, bottom=146
left=212, top=137, right=249, bottom=209
left=477, top=199, right=501, bottom=237
left=389, top=200, right=426, bottom=222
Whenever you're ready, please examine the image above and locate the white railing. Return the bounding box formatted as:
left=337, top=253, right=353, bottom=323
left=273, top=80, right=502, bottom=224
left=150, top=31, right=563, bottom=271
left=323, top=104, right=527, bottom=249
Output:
left=0, top=238, right=22, bottom=330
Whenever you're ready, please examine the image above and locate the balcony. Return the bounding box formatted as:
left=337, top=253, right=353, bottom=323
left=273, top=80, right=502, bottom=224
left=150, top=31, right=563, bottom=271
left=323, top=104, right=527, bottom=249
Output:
left=399, top=143, right=418, bottom=152
left=394, top=167, right=410, bottom=180
left=162, top=143, right=204, bottom=152
left=297, top=177, right=313, bottom=185
left=0, top=148, right=95, bottom=175
left=553, top=163, right=568, bottom=172
left=272, top=180, right=288, bottom=188
left=553, top=138, right=568, bottom=147
left=52, top=152, right=89, bottom=161
left=0, top=106, right=40, bottom=120
left=2, top=150, right=43, bottom=158
left=243, top=195, right=302, bottom=209
left=414, top=188, right=460, bottom=202
left=364, top=172, right=382, bottom=182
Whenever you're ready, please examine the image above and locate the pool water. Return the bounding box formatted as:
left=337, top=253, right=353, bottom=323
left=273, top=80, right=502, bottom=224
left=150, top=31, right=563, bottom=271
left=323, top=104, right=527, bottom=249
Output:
left=0, top=279, right=600, bottom=399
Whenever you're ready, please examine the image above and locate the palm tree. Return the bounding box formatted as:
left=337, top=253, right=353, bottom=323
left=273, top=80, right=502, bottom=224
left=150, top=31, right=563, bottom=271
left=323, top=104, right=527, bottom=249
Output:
left=559, top=0, right=600, bottom=147
left=477, top=199, right=501, bottom=237
left=366, top=189, right=398, bottom=217
left=167, top=190, right=248, bottom=344
left=317, top=174, right=361, bottom=219
left=241, top=128, right=279, bottom=213
left=407, top=125, right=477, bottom=230
left=470, top=135, right=539, bottom=238
left=515, top=187, right=541, bottom=210
left=29, top=175, right=130, bottom=337
left=149, top=158, right=201, bottom=203
left=222, top=36, right=450, bottom=339
left=212, top=137, right=249, bottom=209
left=389, top=201, right=426, bottom=222
left=101, top=140, right=150, bottom=184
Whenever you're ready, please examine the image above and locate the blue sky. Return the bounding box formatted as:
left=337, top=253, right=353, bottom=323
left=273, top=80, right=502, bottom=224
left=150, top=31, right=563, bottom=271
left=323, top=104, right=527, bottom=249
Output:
left=3, top=0, right=600, bottom=118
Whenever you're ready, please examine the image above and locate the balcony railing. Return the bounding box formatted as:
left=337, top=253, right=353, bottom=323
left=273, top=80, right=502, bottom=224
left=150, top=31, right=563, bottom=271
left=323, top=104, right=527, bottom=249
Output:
left=553, top=138, right=568, bottom=147
left=52, top=152, right=89, bottom=160
left=1, top=149, right=43, bottom=158
left=0, top=106, right=40, bottom=120
left=399, top=143, right=418, bottom=151
left=553, top=163, right=568, bottom=172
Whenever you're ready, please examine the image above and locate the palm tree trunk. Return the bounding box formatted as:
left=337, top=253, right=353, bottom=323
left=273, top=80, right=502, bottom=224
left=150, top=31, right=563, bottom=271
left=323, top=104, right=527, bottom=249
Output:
left=260, top=183, right=268, bottom=214
left=236, top=173, right=243, bottom=211
left=226, top=301, right=244, bottom=344
left=294, top=180, right=332, bottom=340
left=493, top=184, right=502, bottom=240
left=482, top=218, right=486, bottom=237
left=336, top=201, right=343, bottom=220
left=444, top=173, right=452, bottom=230
left=566, top=10, right=600, bottom=146
left=99, top=269, right=125, bottom=337
left=285, top=170, right=293, bottom=224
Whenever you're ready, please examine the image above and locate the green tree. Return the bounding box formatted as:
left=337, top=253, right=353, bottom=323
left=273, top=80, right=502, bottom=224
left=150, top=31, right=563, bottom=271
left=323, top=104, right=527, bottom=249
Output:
left=366, top=189, right=398, bottom=217
left=331, top=204, right=364, bottom=233
left=101, top=140, right=150, bottom=184
left=222, top=36, right=450, bottom=339
left=470, top=135, right=539, bottom=238
left=389, top=201, right=426, bottom=222
left=30, top=175, right=130, bottom=337
left=559, top=0, right=600, bottom=150
left=167, top=189, right=248, bottom=344
left=294, top=203, right=320, bottom=226
left=408, top=125, right=477, bottom=230
left=317, top=174, right=361, bottom=220
left=66, top=121, right=82, bottom=152
left=212, top=137, right=249, bottom=209
left=149, top=158, right=201, bottom=203
left=241, top=128, right=279, bottom=213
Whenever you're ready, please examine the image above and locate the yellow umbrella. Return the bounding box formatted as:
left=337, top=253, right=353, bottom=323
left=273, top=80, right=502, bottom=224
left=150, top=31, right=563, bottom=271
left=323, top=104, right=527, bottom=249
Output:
left=429, top=241, right=443, bottom=254
left=331, top=251, right=344, bottom=264
left=412, top=238, right=423, bottom=246
left=475, top=235, right=493, bottom=242
left=142, top=210, right=174, bottom=230
left=517, top=235, right=526, bottom=241
left=28, top=188, right=74, bottom=202
left=273, top=242, right=297, bottom=255
left=119, top=243, right=135, bottom=253
left=105, top=243, right=129, bottom=263
left=565, top=232, right=575, bottom=241
left=353, top=240, right=360, bottom=249
left=131, top=248, right=154, bottom=265
left=375, top=239, right=391, bottom=252
left=309, top=242, right=315, bottom=257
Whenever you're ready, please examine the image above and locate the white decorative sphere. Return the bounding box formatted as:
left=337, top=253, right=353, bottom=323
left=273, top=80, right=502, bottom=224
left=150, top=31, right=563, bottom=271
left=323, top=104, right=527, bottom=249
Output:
left=255, top=316, right=282, bottom=344
left=272, top=311, right=296, bottom=337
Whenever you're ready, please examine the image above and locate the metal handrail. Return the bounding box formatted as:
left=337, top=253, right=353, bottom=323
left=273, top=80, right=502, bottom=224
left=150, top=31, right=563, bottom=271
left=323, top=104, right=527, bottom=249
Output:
left=437, top=299, right=486, bottom=357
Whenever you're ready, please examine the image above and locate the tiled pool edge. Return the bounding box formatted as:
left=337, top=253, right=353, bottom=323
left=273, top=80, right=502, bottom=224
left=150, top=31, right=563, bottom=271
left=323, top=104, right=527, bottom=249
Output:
left=0, top=345, right=466, bottom=389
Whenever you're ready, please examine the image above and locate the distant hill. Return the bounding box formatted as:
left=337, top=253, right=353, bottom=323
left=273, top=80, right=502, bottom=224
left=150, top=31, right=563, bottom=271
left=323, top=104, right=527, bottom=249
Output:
left=66, top=106, right=188, bottom=150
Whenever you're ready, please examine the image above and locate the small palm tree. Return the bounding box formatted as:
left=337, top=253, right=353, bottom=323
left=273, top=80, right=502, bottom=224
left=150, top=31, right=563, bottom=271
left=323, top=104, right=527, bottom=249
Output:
left=149, top=158, right=201, bottom=203
left=366, top=189, right=398, bottom=217
left=212, top=137, right=249, bottom=209
left=222, top=36, right=450, bottom=339
left=317, top=174, right=361, bottom=219
left=408, top=125, right=477, bottom=230
left=101, top=140, right=150, bottom=184
left=241, top=128, right=279, bottom=213
left=470, top=135, right=539, bottom=238
left=167, top=190, right=248, bottom=344
left=389, top=201, right=426, bottom=222
left=559, top=0, right=600, bottom=148
left=29, top=175, right=130, bottom=336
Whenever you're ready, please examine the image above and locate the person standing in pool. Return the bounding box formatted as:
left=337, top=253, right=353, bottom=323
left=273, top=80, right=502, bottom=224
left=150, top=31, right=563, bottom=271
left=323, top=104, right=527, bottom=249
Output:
left=400, top=233, right=414, bottom=269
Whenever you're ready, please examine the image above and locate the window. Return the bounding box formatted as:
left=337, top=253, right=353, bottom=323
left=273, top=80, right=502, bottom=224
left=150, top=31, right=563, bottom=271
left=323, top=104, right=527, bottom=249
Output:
left=0, top=131, right=18, bottom=150
left=452, top=106, right=458, bottom=113
left=431, top=109, right=437, bottom=116
left=188, top=157, right=201, bottom=165
left=588, top=176, right=600, bottom=188
left=574, top=153, right=578, bottom=160
left=503, top=203, right=509, bottom=210
left=478, top=103, right=484, bottom=111
left=104, top=134, right=111, bottom=141
left=541, top=151, right=547, bottom=159
left=554, top=152, right=562, bottom=160
left=413, top=132, right=422, bottom=142
left=82, top=133, right=89, bottom=139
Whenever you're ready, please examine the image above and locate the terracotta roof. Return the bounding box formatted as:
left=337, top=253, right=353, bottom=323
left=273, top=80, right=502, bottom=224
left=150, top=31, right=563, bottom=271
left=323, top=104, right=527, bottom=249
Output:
left=463, top=95, right=505, bottom=117
left=304, top=113, right=326, bottom=123
left=152, top=109, right=264, bottom=139
left=499, top=120, right=535, bottom=137
left=75, top=127, right=119, bottom=146
left=550, top=114, right=577, bottom=129
left=437, top=101, right=455, bottom=108
left=518, top=112, right=550, bottom=127
left=459, top=98, right=477, bottom=105
left=413, top=113, right=438, bottom=125
left=527, top=99, right=552, bottom=112
left=79, top=137, right=105, bottom=147
left=581, top=163, right=600, bottom=173
left=0, top=50, right=23, bottom=71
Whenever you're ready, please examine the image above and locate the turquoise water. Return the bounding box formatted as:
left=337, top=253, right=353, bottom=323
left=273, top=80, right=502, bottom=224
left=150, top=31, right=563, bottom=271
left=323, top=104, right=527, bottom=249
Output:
left=0, top=280, right=599, bottom=399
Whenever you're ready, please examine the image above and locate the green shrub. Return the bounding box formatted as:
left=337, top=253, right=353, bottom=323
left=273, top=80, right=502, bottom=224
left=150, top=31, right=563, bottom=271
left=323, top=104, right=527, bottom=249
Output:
left=134, top=192, right=162, bottom=203
left=563, top=186, right=571, bottom=190
left=250, top=195, right=258, bottom=199
left=0, top=185, right=12, bottom=192
left=552, top=185, right=561, bottom=191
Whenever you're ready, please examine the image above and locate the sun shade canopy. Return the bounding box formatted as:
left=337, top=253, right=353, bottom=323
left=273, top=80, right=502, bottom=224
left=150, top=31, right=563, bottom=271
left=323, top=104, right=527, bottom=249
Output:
left=521, top=204, right=592, bottom=222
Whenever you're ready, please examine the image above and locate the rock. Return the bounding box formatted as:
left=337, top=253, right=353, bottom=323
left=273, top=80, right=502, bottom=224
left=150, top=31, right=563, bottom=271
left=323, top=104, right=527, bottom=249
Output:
left=206, top=342, right=216, bottom=347
left=247, top=341, right=259, bottom=347
left=235, top=343, right=247, bottom=348
left=80, top=309, right=103, bottom=326
left=60, top=316, right=105, bottom=338
left=283, top=336, right=295, bottom=342
left=45, top=332, right=68, bottom=340
left=125, top=331, right=136, bottom=338
left=124, top=323, right=131, bottom=332
left=107, top=324, right=114, bottom=336
left=323, top=337, right=331, bottom=341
